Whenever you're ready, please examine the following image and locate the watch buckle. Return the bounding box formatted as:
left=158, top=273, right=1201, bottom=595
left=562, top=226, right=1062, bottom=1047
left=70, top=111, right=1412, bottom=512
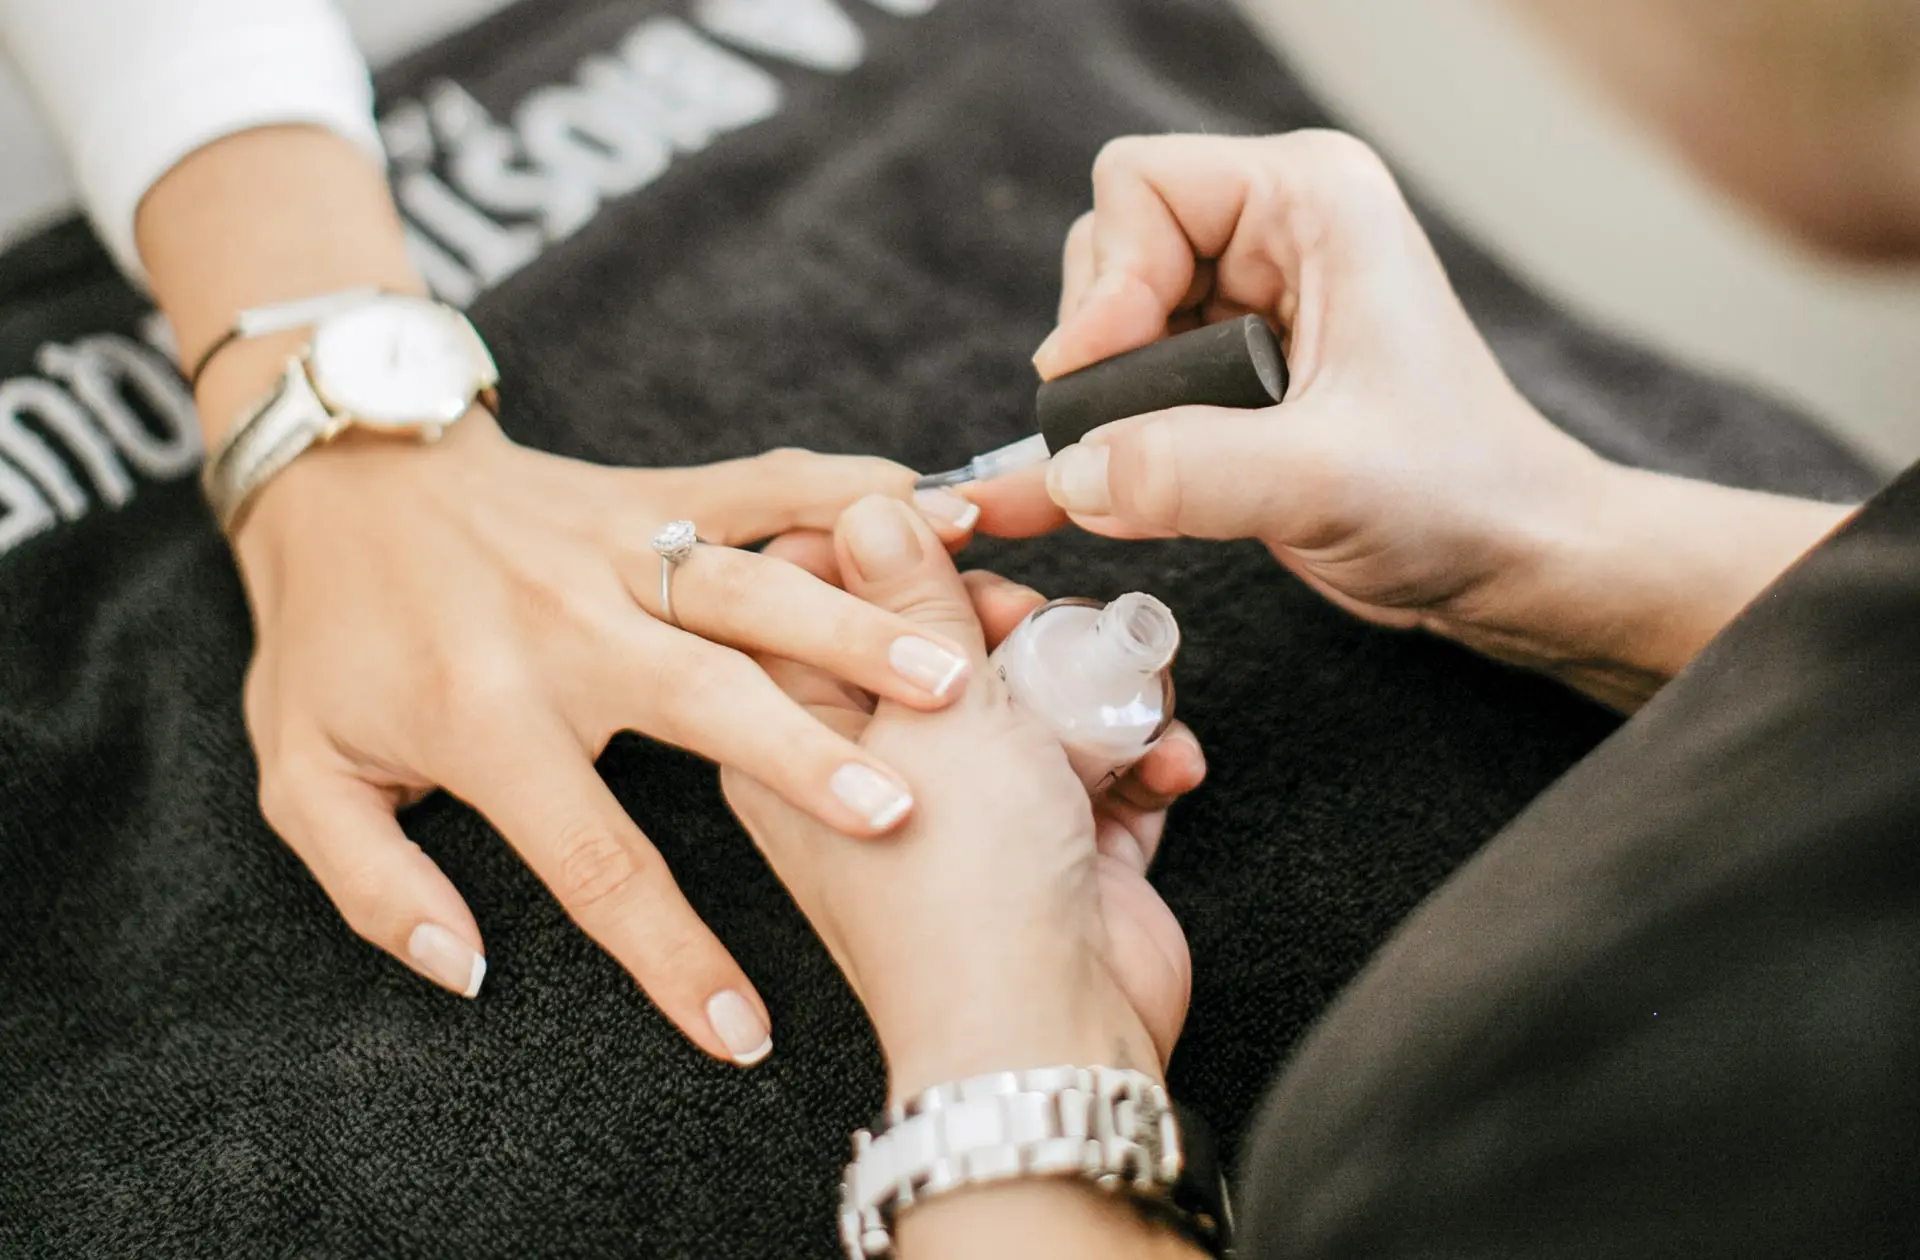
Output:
left=1092, top=1068, right=1182, bottom=1193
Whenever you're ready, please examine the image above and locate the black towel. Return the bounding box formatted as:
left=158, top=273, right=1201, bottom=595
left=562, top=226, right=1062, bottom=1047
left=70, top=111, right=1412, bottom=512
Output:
left=0, top=1, right=1881, bottom=1256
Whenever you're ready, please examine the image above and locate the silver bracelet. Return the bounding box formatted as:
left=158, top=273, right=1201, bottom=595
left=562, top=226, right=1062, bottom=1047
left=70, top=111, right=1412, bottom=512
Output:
left=839, top=1065, right=1213, bottom=1259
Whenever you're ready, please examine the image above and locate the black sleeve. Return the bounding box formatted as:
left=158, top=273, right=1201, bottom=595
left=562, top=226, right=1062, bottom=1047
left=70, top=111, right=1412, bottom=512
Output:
left=1233, top=463, right=1920, bottom=1260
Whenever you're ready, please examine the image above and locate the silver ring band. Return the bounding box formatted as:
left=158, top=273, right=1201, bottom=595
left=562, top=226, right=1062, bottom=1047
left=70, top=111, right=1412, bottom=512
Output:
left=650, top=519, right=700, bottom=628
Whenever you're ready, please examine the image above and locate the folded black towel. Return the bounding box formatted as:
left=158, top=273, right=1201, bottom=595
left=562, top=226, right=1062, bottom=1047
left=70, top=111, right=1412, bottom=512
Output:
left=0, top=1, right=1880, bottom=1256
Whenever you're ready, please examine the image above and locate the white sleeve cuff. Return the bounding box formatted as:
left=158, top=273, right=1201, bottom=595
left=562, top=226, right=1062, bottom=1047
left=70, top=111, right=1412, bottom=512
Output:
left=0, top=0, right=385, bottom=282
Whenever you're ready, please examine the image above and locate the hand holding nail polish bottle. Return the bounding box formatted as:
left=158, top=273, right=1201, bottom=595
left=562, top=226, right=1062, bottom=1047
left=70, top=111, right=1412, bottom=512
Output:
left=990, top=592, right=1179, bottom=791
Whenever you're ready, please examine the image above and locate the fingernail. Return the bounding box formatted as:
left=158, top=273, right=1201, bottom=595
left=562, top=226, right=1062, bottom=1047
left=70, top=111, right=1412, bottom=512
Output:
left=1047, top=443, right=1112, bottom=514
left=912, top=488, right=981, bottom=532
left=1032, top=324, right=1068, bottom=370
left=707, top=989, right=772, bottom=1066
left=831, top=762, right=914, bottom=829
left=1037, top=274, right=1132, bottom=370
left=841, top=495, right=924, bottom=581
left=1172, top=729, right=1207, bottom=779
left=407, top=923, right=486, bottom=998
left=891, top=636, right=970, bottom=698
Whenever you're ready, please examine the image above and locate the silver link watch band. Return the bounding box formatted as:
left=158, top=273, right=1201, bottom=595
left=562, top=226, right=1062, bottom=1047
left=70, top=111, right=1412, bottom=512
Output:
left=839, top=1066, right=1185, bottom=1259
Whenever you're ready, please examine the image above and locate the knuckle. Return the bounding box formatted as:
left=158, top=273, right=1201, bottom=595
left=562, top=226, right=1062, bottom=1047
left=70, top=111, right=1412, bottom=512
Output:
left=439, top=649, right=534, bottom=728
left=876, top=590, right=973, bottom=639
left=509, top=559, right=620, bottom=636
left=636, top=922, right=717, bottom=985
left=253, top=748, right=325, bottom=837
left=752, top=446, right=814, bottom=479
left=241, top=663, right=275, bottom=744
left=1302, top=128, right=1384, bottom=168
left=546, top=573, right=626, bottom=640
left=663, top=936, right=735, bottom=996
left=666, top=645, right=759, bottom=706
left=1090, top=135, right=1150, bottom=186
left=255, top=767, right=298, bottom=836
left=1299, top=130, right=1397, bottom=199
left=553, top=819, right=646, bottom=913
left=1113, top=420, right=1185, bottom=528
left=826, top=599, right=886, bottom=657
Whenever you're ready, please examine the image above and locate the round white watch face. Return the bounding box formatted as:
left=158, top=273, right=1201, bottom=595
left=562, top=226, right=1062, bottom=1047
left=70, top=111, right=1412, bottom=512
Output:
left=308, top=295, right=489, bottom=427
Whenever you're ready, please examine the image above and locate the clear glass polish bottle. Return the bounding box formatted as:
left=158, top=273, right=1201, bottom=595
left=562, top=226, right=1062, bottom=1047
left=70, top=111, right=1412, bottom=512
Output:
left=989, top=592, right=1180, bottom=792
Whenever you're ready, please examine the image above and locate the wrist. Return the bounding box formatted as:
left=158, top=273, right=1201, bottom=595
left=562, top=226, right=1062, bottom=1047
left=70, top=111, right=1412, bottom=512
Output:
left=1584, top=465, right=1852, bottom=670
left=1450, top=459, right=1853, bottom=708
left=876, top=953, right=1161, bottom=1104
left=226, top=403, right=506, bottom=598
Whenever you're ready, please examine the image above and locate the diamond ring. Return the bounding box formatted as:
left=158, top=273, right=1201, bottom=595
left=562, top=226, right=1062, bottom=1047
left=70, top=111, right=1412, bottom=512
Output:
left=650, top=519, right=700, bottom=628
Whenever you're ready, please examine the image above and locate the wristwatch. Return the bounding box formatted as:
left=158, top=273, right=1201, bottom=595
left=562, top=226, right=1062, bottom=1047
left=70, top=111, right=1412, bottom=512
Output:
left=196, top=289, right=499, bottom=534
left=840, top=1066, right=1233, bottom=1258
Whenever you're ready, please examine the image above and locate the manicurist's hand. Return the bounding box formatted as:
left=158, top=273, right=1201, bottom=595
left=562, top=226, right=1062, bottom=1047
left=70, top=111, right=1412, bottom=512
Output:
left=722, top=496, right=1205, bottom=1098
left=968, top=131, right=1854, bottom=710
left=139, top=125, right=986, bottom=1063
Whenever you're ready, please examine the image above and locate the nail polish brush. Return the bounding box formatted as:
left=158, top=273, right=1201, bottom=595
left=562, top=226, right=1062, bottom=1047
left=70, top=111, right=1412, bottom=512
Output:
left=914, top=314, right=1288, bottom=489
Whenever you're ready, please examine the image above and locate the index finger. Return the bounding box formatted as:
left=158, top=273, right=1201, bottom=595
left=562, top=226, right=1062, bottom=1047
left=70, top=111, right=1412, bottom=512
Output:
left=955, top=461, right=1068, bottom=539
left=1039, top=131, right=1414, bottom=383
left=1035, top=134, right=1268, bottom=380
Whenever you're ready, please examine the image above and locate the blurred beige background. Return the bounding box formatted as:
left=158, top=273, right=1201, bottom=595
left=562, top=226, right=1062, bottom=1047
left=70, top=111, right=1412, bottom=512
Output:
left=1235, top=0, right=1920, bottom=471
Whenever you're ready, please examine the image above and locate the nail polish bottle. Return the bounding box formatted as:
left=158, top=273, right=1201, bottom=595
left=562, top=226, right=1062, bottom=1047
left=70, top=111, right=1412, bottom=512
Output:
left=989, top=592, right=1179, bottom=791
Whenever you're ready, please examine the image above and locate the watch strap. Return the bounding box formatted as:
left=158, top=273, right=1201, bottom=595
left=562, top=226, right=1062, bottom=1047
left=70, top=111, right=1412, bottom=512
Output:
left=1167, top=1101, right=1233, bottom=1254
left=840, top=1066, right=1230, bottom=1259
left=199, top=356, right=333, bottom=535
left=186, top=286, right=385, bottom=390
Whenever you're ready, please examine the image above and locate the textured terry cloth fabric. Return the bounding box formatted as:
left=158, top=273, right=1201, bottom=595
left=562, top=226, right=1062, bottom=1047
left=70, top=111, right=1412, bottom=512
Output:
left=0, top=1, right=1885, bottom=1257
left=1238, top=460, right=1920, bottom=1260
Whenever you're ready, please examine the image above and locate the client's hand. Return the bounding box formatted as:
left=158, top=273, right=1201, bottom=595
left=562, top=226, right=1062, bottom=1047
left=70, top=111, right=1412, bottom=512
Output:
left=233, top=406, right=985, bottom=1062
left=721, top=496, right=1203, bottom=1096
left=969, top=131, right=1853, bottom=710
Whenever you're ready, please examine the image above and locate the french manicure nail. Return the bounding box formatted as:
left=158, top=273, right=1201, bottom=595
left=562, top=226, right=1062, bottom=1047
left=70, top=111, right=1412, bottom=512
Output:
left=407, top=922, right=486, bottom=998
left=706, top=989, right=772, bottom=1066
left=841, top=495, right=924, bottom=582
left=831, top=762, right=914, bottom=829
left=912, top=488, right=981, bottom=532
left=890, top=636, right=970, bottom=698
left=1047, top=443, right=1112, bottom=514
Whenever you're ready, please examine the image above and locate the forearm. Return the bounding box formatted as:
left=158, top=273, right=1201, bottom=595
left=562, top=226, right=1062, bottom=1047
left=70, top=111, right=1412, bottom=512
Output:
left=1462, top=462, right=1855, bottom=710
left=134, top=124, right=423, bottom=444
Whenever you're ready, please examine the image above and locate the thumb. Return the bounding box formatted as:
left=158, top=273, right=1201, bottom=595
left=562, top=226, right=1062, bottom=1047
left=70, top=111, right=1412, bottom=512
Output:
left=1043, top=404, right=1294, bottom=541
left=832, top=495, right=988, bottom=660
